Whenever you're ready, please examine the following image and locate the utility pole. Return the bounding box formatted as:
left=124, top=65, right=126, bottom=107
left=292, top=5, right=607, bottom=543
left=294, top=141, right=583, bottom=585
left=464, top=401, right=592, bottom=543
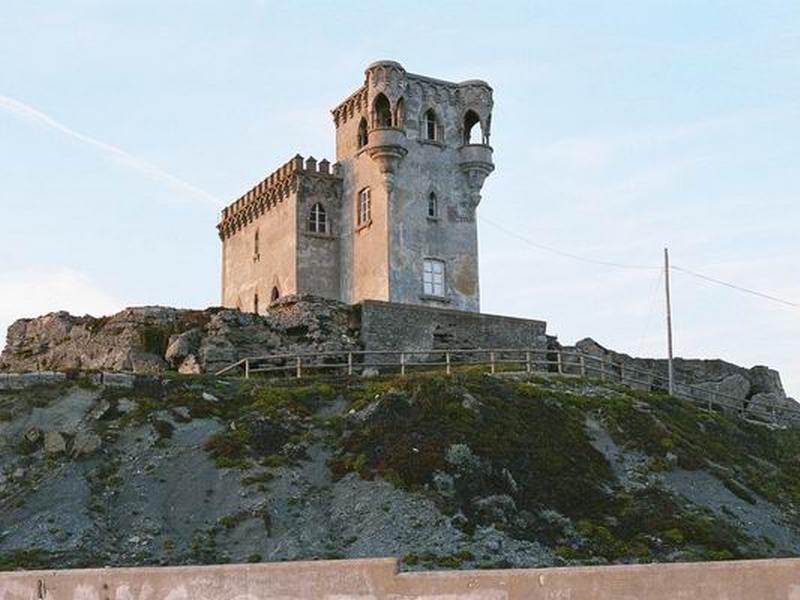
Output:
left=664, top=247, right=675, bottom=396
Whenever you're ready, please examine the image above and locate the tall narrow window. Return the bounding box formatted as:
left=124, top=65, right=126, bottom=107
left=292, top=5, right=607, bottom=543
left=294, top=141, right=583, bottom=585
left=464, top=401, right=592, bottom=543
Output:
left=394, top=97, right=405, bottom=128
left=423, top=259, right=445, bottom=297
left=358, top=187, right=371, bottom=226
left=464, top=110, right=481, bottom=145
left=373, top=94, right=392, bottom=128
left=254, top=229, right=260, bottom=255
left=424, top=109, right=439, bottom=141
left=271, top=286, right=280, bottom=302
left=308, top=202, right=328, bottom=234
left=357, top=117, right=368, bottom=148
left=253, top=293, right=259, bottom=315
left=427, top=192, right=438, bottom=218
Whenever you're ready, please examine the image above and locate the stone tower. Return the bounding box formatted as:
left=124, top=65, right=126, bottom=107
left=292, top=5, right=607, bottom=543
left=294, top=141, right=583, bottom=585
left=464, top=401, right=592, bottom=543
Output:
left=218, top=60, right=494, bottom=313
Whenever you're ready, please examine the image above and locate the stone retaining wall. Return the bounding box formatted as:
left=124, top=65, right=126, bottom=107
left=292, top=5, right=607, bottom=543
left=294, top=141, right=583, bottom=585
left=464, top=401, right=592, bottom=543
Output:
left=359, top=300, right=548, bottom=364
left=2, top=557, right=800, bottom=599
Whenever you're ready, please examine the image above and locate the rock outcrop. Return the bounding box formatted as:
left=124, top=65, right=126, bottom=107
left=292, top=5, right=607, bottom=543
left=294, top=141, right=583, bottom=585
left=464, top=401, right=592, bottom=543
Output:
left=559, top=337, right=796, bottom=418
left=0, top=296, right=361, bottom=376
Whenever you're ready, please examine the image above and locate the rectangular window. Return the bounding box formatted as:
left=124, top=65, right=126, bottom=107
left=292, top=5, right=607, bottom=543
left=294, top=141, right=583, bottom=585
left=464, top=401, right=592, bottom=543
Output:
left=423, top=259, right=445, bottom=297
left=358, top=187, right=371, bottom=226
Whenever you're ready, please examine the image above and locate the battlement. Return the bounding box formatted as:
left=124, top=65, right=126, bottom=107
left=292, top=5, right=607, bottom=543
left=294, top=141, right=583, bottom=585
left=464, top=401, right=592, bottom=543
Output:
left=331, top=85, right=368, bottom=128
left=217, top=154, right=340, bottom=240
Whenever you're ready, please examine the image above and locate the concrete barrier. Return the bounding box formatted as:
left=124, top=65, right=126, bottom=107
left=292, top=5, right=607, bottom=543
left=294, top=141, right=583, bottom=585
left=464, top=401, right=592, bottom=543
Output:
left=2, top=557, right=800, bottom=599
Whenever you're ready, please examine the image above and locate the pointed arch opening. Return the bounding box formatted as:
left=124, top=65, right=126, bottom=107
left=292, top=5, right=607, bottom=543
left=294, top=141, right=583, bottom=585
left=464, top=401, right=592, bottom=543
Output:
left=373, top=93, right=392, bottom=128
left=308, top=202, right=328, bottom=234
left=427, top=191, right=439, bottom=219
left=463, top=110, right=482, bottom=145
left=357, top=117, right=368, bottom=148
left=394, top=97, right=405, bottom=128
left=270, top=286, right=280, bottom=302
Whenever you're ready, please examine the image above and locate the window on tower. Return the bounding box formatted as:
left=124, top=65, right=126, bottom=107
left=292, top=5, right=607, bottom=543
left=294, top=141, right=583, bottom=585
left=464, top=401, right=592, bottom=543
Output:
left=358, top=187, right=371, bottom=226
left=357, top=117, right=368, bottom=148
left=464, top=110, right=482, bottom=145
left=373, top=94, right=392, bottom=128
left=427, top=192, right=439, bottom=219
left=424, top=109, right=440, bottom=142
left=308, top=202, right=328, bottom=234
left=423, top=259, right=446, bottom=297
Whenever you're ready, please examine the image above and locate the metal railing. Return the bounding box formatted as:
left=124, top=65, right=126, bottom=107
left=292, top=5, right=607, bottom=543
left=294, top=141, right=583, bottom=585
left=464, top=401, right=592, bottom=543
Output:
left=215, top=347, right=800, bottom=426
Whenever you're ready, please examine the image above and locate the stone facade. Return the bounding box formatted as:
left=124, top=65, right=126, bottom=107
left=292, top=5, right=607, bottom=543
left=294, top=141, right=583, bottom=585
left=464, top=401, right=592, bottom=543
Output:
left=218, top=60, right=494, bottom=313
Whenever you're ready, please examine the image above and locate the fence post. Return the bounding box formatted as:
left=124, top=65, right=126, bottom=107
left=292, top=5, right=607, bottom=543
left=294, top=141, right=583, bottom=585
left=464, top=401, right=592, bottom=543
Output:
left=557, top=352, right=563, bottom=375
left=579, top=355, right=586, bottom=377
left=296, top=356, right=302, bottom=379
left=244, top=359, right=250, bottom=380
left=490, top=351, right=496, bottom=375
left=347, top=352, right=353, bottom=376
left=526, top=351, right=532, bottom=374
left=400, top=352, right=406, bottom=377
left=446, top=352, right=451, bottom=375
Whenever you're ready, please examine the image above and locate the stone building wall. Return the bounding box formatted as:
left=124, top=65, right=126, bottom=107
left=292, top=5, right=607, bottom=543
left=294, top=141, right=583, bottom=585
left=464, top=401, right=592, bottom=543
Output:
left=332, top=61, right=494, bottom=313
left=221, top=192, right=297, bottom=312
left=359, top=300, right=548, bottom=361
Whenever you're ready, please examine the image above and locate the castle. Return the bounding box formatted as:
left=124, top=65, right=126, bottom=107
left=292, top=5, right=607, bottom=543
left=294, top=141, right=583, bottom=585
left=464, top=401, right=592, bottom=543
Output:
left=217, top=61, right=495, bottom=314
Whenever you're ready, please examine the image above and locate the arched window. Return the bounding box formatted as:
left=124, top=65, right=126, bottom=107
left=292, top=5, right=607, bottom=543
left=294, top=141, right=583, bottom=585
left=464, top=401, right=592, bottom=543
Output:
left=394, top=97, right=405, bottom=128
left=357, top=117, right=368, bottom=148
left=424, top=109, right=440, bottom=142
left=253, top=293, right=259, bottom=315
left=308, top=202, right=328, bottom=234
left=464, top=110, right=482, bottom=145
left=373, top=94, right=392, bottom=128
left=427, top=192, right=438, bottom=218
left=271, top=286, right=280, bottom=302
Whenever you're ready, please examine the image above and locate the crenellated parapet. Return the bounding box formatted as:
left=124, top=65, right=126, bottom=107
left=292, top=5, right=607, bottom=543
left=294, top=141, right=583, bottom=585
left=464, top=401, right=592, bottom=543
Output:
left=331, top=86, right=368, bottom=128
left=217, top=155, right=341, bottom=240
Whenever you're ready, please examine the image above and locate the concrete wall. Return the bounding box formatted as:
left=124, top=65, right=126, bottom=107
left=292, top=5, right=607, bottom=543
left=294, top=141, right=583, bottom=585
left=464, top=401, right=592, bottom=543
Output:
left=4, top=557, right=800, bottom=599
left=360, top=300, right=548, bottom=360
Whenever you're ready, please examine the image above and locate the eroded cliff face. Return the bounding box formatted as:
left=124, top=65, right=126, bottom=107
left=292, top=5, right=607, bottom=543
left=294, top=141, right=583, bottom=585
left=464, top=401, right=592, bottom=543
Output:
left=2, top=373, right=800, bottom=572
left=0, top=296, right=360, bottom=376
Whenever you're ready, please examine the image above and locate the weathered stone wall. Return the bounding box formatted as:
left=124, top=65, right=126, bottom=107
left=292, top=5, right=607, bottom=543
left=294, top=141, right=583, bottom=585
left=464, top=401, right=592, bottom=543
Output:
left=295, top=167, right=342, bottom=300
left=3, top=557, right=800, bottom=599
left=221, top=184, right=297, bottom=311
left=359, top=300, right=548, bottom=362
left=332, top=61, right=493, bottom=312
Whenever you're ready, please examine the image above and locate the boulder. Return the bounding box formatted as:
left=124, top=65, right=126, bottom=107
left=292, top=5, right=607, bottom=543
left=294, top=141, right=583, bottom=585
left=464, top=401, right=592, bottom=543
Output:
left=72, top=432, right=102, bottom=457
left=44, top=431, right=67, bottom=455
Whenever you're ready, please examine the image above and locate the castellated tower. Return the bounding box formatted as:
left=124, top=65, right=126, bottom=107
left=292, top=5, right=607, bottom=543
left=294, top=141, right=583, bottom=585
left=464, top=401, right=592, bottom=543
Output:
left=218, top=60, right=494, bottom=313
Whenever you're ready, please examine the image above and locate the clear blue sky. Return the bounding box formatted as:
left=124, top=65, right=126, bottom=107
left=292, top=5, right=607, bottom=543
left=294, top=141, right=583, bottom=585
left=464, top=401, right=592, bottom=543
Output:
left=1, top=1, right=798, bottom=394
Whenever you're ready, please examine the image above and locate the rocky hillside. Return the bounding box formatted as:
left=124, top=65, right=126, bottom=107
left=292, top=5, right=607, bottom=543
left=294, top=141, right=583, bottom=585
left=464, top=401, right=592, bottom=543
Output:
left=2, top=370, right=800, bottom=571
left=0, top=296, right=360, bottom=375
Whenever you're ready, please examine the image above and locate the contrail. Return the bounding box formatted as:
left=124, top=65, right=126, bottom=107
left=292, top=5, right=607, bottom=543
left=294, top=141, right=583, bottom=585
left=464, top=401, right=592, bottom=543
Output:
left=0, top=94, right=221, bottom=207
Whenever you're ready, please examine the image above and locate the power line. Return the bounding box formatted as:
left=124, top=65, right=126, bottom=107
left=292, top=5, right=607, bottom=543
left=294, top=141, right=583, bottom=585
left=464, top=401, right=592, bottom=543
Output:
left=478, top=215, right=659, bottom=270
left=671, top=265, right=800, bottom=310
left=478, top=215, right=799, bottom=311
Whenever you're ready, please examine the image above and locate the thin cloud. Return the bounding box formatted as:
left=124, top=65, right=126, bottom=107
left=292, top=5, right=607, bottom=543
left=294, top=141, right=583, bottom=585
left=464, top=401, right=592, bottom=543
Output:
left=0, top=94, right=220, bottom=207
